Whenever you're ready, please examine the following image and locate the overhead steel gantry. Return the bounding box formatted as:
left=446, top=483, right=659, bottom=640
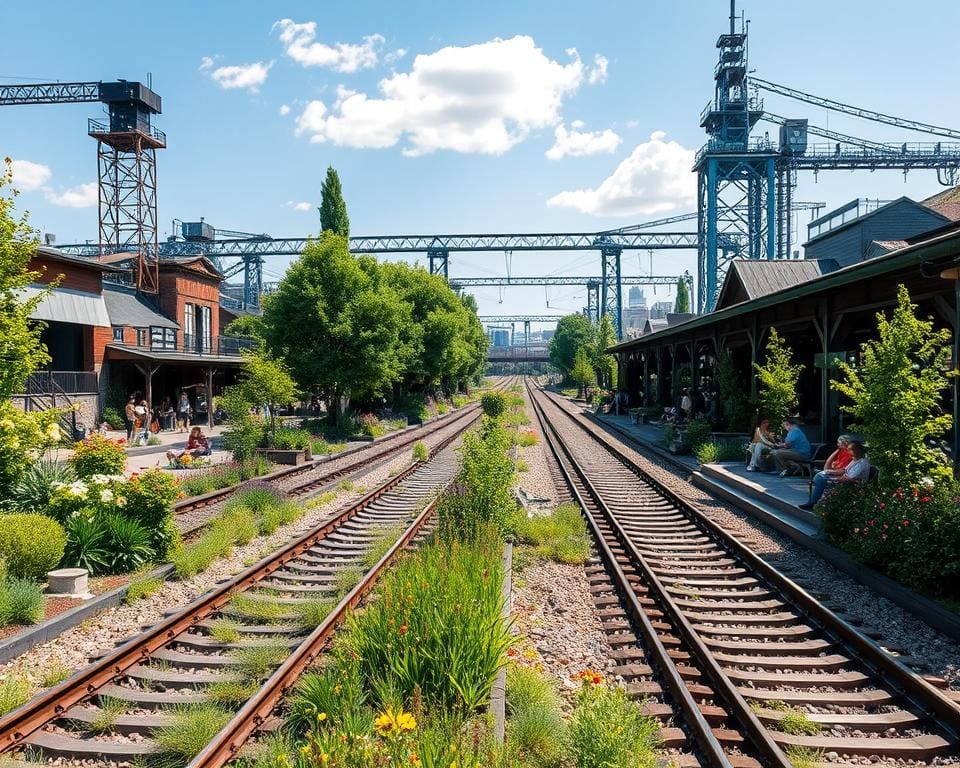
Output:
left=694, top=1, right=960, bottom=313
left=61, top=230, right=701, bottom=338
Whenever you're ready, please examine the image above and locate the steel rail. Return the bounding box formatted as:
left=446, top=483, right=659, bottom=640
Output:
left=538, top=386, right=960, bottom=738
left=0, top=405, right=479, bottom=756
left=527, top=383, right=736, bottom=768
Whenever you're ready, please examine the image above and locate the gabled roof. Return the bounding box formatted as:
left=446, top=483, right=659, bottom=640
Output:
left=714, top=259, right=833, bottom=311
left=103, top=284, right=179, bottom=329
left=922, top=186, right=960, bottom=222
left=33, top=245, right=123, bottom=272
left=804, top=196, right=950, bottom=247
left=24, top=284, right=111, bottom=326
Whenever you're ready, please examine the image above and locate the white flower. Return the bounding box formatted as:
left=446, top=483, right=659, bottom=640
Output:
left=26, top=449, right=40, bottom=461
left=99, top=489, right=114, bottom=503
left=90, top=474, right=110, bottom=485
left=920, top=476, right=935, bottom=490
left=68, top=480, right=88, bottom=497
left=107, top=474, right=126, bottom=483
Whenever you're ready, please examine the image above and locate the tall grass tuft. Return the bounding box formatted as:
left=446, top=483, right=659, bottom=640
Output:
left=151, top=704, right=232, bottom=767
left=567, top=681, right=662, bottom=768
left=506, top=665, right=566, bottom=765
left=510, top=503, right=591, bottom=565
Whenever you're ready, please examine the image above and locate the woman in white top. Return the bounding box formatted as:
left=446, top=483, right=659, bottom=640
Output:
left=747, top=418, right=777, bottom=471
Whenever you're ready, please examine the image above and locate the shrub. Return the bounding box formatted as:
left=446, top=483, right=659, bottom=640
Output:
left=7, top=460, right=74, bottom=513
left=695, top=441, right=721, bottom=464
left=272, top=427, right=313, bottom=451
left=101, top=513, right=153, bottom=573
left=231, top=481, right=285, bottom=514
left=347, top=533, right=510, bottom=713
left=0, top=674, right=29, bottom=716
left=506, top=665, right=565, bottom=766
left=63, top=515, right=108, bottom=574
left=0, top=578, right=45, bottom=625
left=684, top=417, right=712, bottom=451
left=0, top=514, right=67, bottom=580
left=357, top=413, right=383, bottom=437
left=817, top=478, right=960, bottom=597
left=516, top=431, right=539, bottom=448
left=412, top=441, right=428, bottom=462
left=567, top=678, right=662, bottom=768
left=100, top=406, right=125, bottom=431
left=0, top=402, right=62, bottom=499
left=123, top=469, right=179, bottom=559
left=511, top=504, right=591, bottom=565
left=69, top=433, right=126, bottom=478
left=480, top=392, right=508, bottom=420
left=754, top=328, right=802, bottom=429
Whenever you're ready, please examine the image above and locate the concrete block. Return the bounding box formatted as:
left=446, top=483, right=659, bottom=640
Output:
left=47, top=568, right=90, bottom=597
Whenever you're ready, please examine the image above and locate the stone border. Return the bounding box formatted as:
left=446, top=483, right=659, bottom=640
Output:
left=0, top=564, right=175, bottom=665
left=489, top=541, right=513, bottom=745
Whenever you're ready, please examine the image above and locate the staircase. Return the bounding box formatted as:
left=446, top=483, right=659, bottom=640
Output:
left=21, top=373, right=82, bottom=441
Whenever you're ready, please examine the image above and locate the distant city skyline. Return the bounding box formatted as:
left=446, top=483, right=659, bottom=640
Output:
left=3, top=0, right=958, bottom=325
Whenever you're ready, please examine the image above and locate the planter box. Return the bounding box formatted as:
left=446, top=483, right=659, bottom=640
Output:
left=255, top=448, right=309, bottom=465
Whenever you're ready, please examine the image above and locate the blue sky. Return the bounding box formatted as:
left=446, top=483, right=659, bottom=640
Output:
left=3, top=0, right=959, bottom=325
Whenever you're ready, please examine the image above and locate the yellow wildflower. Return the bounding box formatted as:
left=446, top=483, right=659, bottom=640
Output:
left=374, top=706, right=417, bottom=736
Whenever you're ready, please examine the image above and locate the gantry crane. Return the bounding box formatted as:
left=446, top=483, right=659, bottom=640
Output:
left=695, top=1, right=960, bottom=312
left=0, top=80, right=164, bottom=293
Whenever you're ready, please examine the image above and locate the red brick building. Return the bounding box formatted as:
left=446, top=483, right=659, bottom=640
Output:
left=17, top=247, right=249, bottom=429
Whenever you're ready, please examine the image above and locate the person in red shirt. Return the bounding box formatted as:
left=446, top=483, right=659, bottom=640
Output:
left=823, top=435, right=853, bottom=474
left=166, top=427, right=211, bottom=463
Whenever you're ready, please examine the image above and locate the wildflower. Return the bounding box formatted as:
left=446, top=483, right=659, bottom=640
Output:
left=879, top=502, right=885, bottom=509
left=920, top=496, right=931, bottom=503
left=902, top=519, right=909, bottom=527
left=920, top=477, right=935, bottom=490
left=881, top=534, right=887, bottom=541
left=506, top=647, right=518, bottom=657
left=409, top=754, right=422, bottom=766
left=115, top=496, right=126, bottom=507
left=100, top=489, right=114, bottom=503
left=45, top=423, right=61, bottom=441
left=90, top=474, right=110, bottom=485
left=398, top=624, right=409, bottom=635
left=300, top=744, right=311, bottom=756
left=316, top=711, right=327, bottom=723
left=853, top=528, right=860, bottom=533
left=374, top=707, right=416, bottom=736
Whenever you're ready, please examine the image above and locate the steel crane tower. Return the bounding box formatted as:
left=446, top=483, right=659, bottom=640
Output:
left=0, top=80, right=165, bottom=294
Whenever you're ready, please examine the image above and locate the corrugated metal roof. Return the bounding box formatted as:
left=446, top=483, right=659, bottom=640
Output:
left=731, top=259, right=827, bottom=300
left=24, top=284, right=111, bottom=327
left=103, top=286, right=179, bottom=329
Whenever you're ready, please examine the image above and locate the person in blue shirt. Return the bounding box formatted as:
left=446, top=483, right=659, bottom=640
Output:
left=770, top=417, right=812, bottom=476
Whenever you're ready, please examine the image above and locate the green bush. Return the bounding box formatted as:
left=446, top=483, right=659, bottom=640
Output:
left=516, top=430, right=539, bottom=448
left=0, top=578, right=45, bottom=625
left=63, top=515, right=108, bottom=574
left=817, top=478, right=960, bottom=597
left=101, top=513, right=153, bottom=573
left=0, top=674, right=29, bottom=716
left=347, top=534, right=510, bottom=713
left=0, top=514, right=67, bottom=580
left=272, top=427, right=313, bottom=450
left=506, top=665, right=566, bottom=766
left=567, top=679, right=662, bottom=768
left=123, top=469, right=180, bottom=559
left=695, top=441, right=720, bottom=464
left=100, top=406, right=125, bottom=431
left=480, top=392, right=509, bottom=420
left=68, top=433, right=126, bottom=478
left=511, top=504, right=591, bottom=565
left=412, top=441, right=428, bottom=462
left=684, top=417, right=712, bottom=450
left=7, top=460, right=74, bottom=513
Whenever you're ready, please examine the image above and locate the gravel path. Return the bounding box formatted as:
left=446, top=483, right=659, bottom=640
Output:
left=547, top=391, right=960, bottom=685
left=0, top=417, right=471, bottom=698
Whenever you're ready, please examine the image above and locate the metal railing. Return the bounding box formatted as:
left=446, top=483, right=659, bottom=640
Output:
left=20, top=371, right=98, bottom=395
left=87, top=118, right=166, bottom=146
left=113, top=334, right=255, bottom=357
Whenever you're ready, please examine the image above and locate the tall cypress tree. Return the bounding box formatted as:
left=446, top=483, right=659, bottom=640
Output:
left=319, top=166, right=350, bottom=238
left=674, top=276, right=691, bottom=313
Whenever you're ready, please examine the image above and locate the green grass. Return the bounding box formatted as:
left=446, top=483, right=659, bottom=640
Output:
left=784, top=746, right=825, bottom=768
left=515, top=459, right=529, bottom=473
left=90, top=695, right=127, bottom=734
left=339, top=480, right=365, bottom=493
left=412, top=441, right=429, bottom=462
left=172, top=506, right=259, bottom=579
left=305, top=491, right=337, bottom=509
left=361, top=524, right=407, bottom=569
left=258, top=501, right=303, bottom=535
left=292, top=598, right=333, bottom=629
left=207, top=618, right=241, bottom=644
left=124, top=572, right=163, bottom=604
left=516, top=431, right=539, bottom=447
left=334, top=565, right=364, bottom=597
left=205, top=678, right=261, bottom=706
left=506, top=665, right=566, bottom=766
left=149, top=704, right=232, bottom=768
left=0, top=674, right=29, bottom=716
left=230, top=594, right=288, bottom=624
left=42, top=663, right=71, bottom=688
left=511, top=504, right=592, bottom=565
left=231, top=643, right=289, bottom=679
left=0, top=578, right=45, bottom=625
left=567, top=683, right=662, bottom=768
left=779, top=709, right=822, bottom=736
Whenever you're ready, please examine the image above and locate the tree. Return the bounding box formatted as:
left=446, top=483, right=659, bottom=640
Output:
left=262, top=233, right=404, bottom=418
left=592, top=314, right=618, bottom=389
left=0, top=158, right=49, bottom=399
left=833, top=285, right=955, bottom=485
left=237, top=350, right=297, bottom=445
left=549, top=314, right=596, bottom=379
left=716, top=348, right=751, bottom=431
left=570, top=346, right=597, bottom=399
left=753, top=328, right=802, bottom=429
left=223, top=313, right=264, bottom=341
left=674, top=277, right=691, bottom=314
left=319, top=166, right=350, bottom=238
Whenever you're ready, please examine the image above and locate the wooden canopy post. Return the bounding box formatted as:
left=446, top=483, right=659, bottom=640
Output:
left=203, top=367, right=215, bottom=429
left=134, top=362, right=161, bottom=411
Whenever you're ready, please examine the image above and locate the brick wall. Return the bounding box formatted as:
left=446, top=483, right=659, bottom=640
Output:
left=31, top=257, right=103, bottom=294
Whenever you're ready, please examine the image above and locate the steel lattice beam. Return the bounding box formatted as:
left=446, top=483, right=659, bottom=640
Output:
left=448, top=275, right=684, bottom=287
left=478, top=315, right=565, bottom=323
left=0, top=81, right=100, bottom=106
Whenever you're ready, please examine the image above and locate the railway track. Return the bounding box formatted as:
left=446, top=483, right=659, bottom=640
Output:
left=0, top=400, right=482, bottom=766
left=173, top=377, right=516, bottom=534
left=529, top=382, right=960, bottom=768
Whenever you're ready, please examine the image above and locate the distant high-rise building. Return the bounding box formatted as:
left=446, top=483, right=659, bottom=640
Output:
left=488, top=329, right=511, bottom=347
left=650, top=300, right=673, bottom=320
left=628, top=287, right=646, bottom=308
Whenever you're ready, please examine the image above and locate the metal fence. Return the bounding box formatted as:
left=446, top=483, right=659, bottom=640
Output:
left=20, top=371, right=98, bottom=395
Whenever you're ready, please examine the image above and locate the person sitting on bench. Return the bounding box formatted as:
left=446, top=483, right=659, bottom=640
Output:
left=799, top=441, right=870, bottom=509
left=166, top=427, right=211, bottom=463
left=747, top=418, right=777, bottom=471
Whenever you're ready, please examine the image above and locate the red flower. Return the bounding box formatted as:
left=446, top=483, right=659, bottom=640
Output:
left=398, top=624, right=409, bottom=636
left=878, top=502, right=885, bottom=509
left=902, top=520, right=909, bottom=527
left=507, top=647, right=518, bottom=657
left=920, top=496, right=931, bottom=503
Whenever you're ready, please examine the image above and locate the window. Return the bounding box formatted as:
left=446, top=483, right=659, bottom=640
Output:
left=136, top=328, right=147, bottom=347
left=150, top=327, right=176, bottom=350
left=112, top=326, right=124, bottom=342
left=184, top=303, right=195, bottom=340
left=202, top=305, right=212, bottom=350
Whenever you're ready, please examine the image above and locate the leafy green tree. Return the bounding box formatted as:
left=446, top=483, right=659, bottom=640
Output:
left=0, top=158, right=49, bottom=399
left=592, top=314, right=618, bottom=389
left=549, top=314, right=595, bottom=379
left=674, top=276, right=691, bottom=314
left=570, top=346, right=597, bottom=399
left=235, top=350, right=298, bottom=446
left=753, top=328, right=802, bottom=429
left=262, top=233, right=404, bottom=418
left=716, top=348, right=751, bottom=431
left=833, top=285, right=955, bottom=485
left=223, top=313, right=264, bottom=341
left=319, top=166, right=350, bottom=238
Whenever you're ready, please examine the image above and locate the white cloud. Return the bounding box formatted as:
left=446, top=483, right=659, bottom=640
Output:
left=279, top=103, right=291, bottom=116
left=285, top=200, right=312, bottom=212
left=547, top=131, right=695, bottom=216
left=203, top=60, right=273, bottom=91
left=9, top=160, right=52, bottom=191
left=587, top=54, right=608, bottom=85
left=274, top=19, right=384, bottom=73
left=295, top=36, right=585, bottom=156
left=546, top=121, right=620, bottom=160
left=385, top=48, right=407, bottom=65
left=45, top=182, right=97, bottom=208
left=625, top=119, right=639, bottom=128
